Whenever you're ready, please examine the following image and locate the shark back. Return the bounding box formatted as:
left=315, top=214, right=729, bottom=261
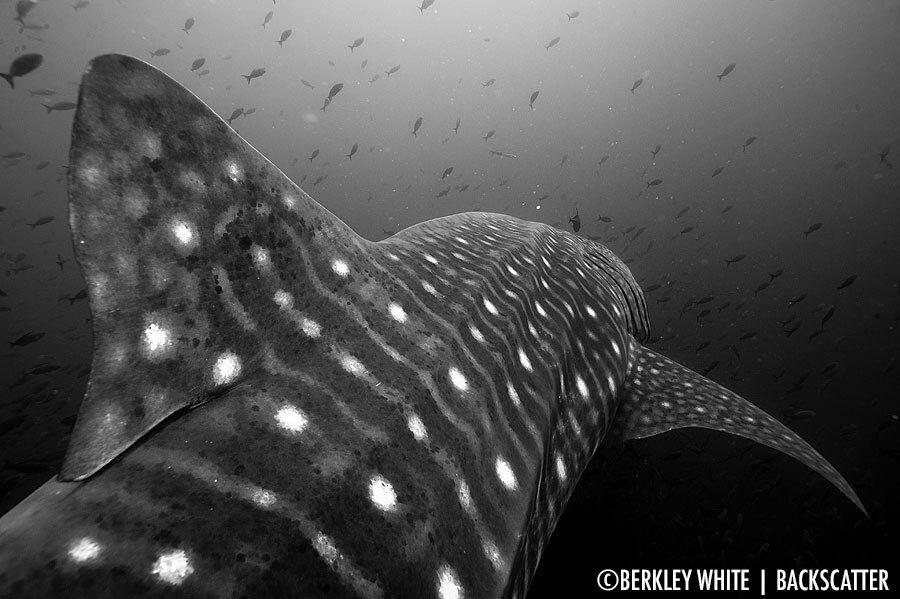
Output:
left=0, top=54, right=863, bottom=599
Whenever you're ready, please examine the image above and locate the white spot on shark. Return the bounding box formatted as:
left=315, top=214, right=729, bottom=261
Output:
left=151, top=549, right=194, bottom=585
left=483, top=298, right=499, bottom=315
left=275, top=406, right=308, bottom=433
left=68, top=537, right=102, bottom=563
left=576, top=375, right=589, bottom=401
left=143, top=323, right=171, bottom=354
left=507, top=380, right=521, bottom=407
left=388, top=302, right=407, bottom=323
left=368, top=474, right=398, bottom=511
left=407, top=413, right=428, bottom=441
left=251, top=489, right=277, bottom=507
left=301, top=317, right=321, bottom=338
left=251, top=244, right=271, bottom=270
left=170, top=220, right=196, bottom=248
left=495, top=457, right=518, bottom=490
left=448, top=367, right=468, bottom=391
left=224, top=160, right=242, bottom=182
left=340, top=354, right=366, bottom=377
left=556, top=455, right=568, bottom=481
left=469, top=326, right=485, bottom=343
left=212, top=352, right=241, bottom=385
left=332, top=259, right=350, bottom=277
left=437, top=564, right=464, bottom=599
left=518, top=347, right=533, bottom=372
left=273, top=289, right=293, bottom=308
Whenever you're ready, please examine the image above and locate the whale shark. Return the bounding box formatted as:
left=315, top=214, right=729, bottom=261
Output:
left=0, top=54, right=863, bottom=598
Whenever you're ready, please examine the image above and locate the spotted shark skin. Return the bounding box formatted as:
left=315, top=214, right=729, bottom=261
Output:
left=0, top=55, right=863, bottom=598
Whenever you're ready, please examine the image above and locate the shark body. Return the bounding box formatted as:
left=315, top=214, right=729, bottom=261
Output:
left=0, top=55, right=863, bottom=598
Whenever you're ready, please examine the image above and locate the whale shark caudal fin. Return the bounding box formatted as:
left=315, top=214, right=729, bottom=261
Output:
left=612, top=339, right=865, bottom=514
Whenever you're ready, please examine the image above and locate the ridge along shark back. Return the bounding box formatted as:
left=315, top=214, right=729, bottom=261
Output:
left=0, top=54, right=864, bottom=598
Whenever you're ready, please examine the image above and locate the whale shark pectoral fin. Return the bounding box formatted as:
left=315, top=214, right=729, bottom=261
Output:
left=611, top=339, right=866, bottom=515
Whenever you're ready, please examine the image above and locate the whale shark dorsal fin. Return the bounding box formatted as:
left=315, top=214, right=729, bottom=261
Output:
left=61, top=54, right=360, bottom=481
left=613, top=338, right=866, bottom=514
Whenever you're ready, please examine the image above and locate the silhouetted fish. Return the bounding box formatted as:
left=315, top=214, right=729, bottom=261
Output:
left=725, top=254, right=746, bottom=266
left=190, top=58, right=205, bottom=72
left=43, top=101, right=76, bottom=113
left=630, top=78, right=643, bottom=94
left=347, top=37, right=365, bottom=52
left=803, top=222, right=823, bottom=238
left=182, top=17, right=194, bottom=34
left=262, top=10, right=273, bottom=28
left=0, top=54, right=864, bottom=599
left=0, top=53, right=42, bottom=88
left=321, top=83, right=343, bottom=111
left=412, top=116, right=423, bottom=136
left=567, top=11, right=580, bottom=20
left=646, top=178, right=662, bottom=188
left=276, top=29, right=292, bottom=47
left=529, top=91, right=539, bottom=109
left=300, top=78, right=315, bottom=90
left=716, top=62, right=736, bottom=81
left=651, top=144, right=661, bottom=158
left=149, top=48, right=170, bottom=58
left=454, top=117, right=461, bottom=134
left=226, top=107, right=244, bottom=125
left=441, top=167, right=453, bottom=179
left=482, top=129, right=496, bottom=141
left=385, top=65, right=401, bottom=77
left=545, top=36, right=560, bottom=50
left=346, top=143, right=358, bottom=160
left=27, top=216, right=54, bottom=229
left=742, top=136, right=757, bottom=152
left=241, top=67, right=266, bottom=84
left=711, top=166, right=725, bottom=177
left=836, top=275, right=857, bottom=291
left=569, top=207, right=581, bottom=232
left=418, top=0, right=435, bottom=14
left=481, top=78, right=496, bottom=87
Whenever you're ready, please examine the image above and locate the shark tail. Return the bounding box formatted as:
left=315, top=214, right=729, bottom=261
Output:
left=0, top=73, right=14, bottom=88
left=612, top=339, right=865, bottom=514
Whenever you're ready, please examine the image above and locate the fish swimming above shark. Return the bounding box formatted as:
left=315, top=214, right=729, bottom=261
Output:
left=0, top=54, right=864, bottom=599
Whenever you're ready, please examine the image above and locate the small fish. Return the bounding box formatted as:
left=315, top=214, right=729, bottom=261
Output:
left=56, top=253, right=67, bottom=270
left=788, top=293, right=807, bottom=307
left=768, top=268, right=784, bottom=281
left=9, top=331, right=44, bottom=348
left=651, top=144, right=661, bottom=158
left=190, top=58, right=206, bottom=72
left=28, top=89, right=56, bottom=97
left=836, top=275, right=857, bottom=291
left=712, top=166, right=725, bottom=177
left=412, top=116, right=423, bottom=136
left=545, top=36, right=561, bottom=50
left=226, top=108, right=244, bottom=125
left=300, top=79, right=315, bottom=90
left=182, top=17, right=194, bottom=34
left=262, top=10, right=273, bottom=28
left=308, top=149, right=319, bottom=163
left=803, top=222, right=823, bottom=238
left=630, top=78, right=643, bottom=94
left=566, top=11, right=580, bottom=20
left=66, top=288, right=88, bottom=304
left=598, top=155, right=609, bottom=167
left=646, top=178, right=663, bottom=188
left=453, top=118, right=461, bottom=134
left=482, top=129, right=496, bottom=141
left=879, top=144, right=890, bottom=163
left=276, top=29, right=292, bottom=47
left=716, top=62, right=736, bottom=81
left=435, top=186, right=450, bottom=198
left=559, top=154, right=568, bottom=167
left=725, top=254, right=746, bottom=266
left=742, top=136, right=757, bottom=152
left=385, top=65, right=401, bottom=77
left=1, top=53, right=43, bottom=88
left=43, top=101, right=76, bottom=113
left=754, top=282, right=770, bottom=294
left=242, top=67, right=266, bottom=84
left=821, top=306, right=835, bottom=327
left=568, top=207, right=581, bottom=232
left=35, top=161, right=49, bottom=170
left=597, top=215, right=612, bottom=223
left=27, top=216, right=54, bottom=229
left=360, top=60, right=368, bottom=70
left=441, top=167, right=453, bottom=179
left=481, top=78, right=496, bottom=87
left=197, top=69, right=209, bottom=78
left=1, top=151, right=27, bottom=159
left=312, top=175, right=327, bottom=187
left=346, top=143, right=358, bottom=160
left=529, top=91, right=539, bottom=110
left=369, top=74, right=380, bottom=85
left=347, top=37, right=365, bottom=52
left=72, top=1, right=90, bottom=11
left=696, top=309, right=711, bottom=320
left=149, top=48, right=170, bottom=58
left=418, top=0, right=435, bottom=14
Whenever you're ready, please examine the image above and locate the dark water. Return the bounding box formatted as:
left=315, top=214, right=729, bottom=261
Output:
left=1, top=1, right=897, bottom=596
